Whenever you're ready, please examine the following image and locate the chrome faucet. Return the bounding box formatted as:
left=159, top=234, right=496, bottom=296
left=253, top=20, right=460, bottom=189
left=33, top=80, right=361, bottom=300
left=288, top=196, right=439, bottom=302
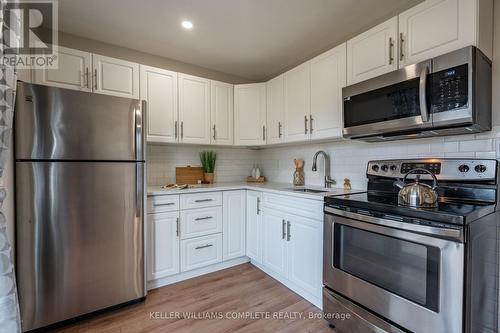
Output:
left=312, top=150, right=336, bottom=188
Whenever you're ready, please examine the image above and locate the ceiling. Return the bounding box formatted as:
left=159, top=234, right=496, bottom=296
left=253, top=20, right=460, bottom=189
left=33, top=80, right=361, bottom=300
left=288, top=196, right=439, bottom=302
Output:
left=57, top=0, right=421, bottom=81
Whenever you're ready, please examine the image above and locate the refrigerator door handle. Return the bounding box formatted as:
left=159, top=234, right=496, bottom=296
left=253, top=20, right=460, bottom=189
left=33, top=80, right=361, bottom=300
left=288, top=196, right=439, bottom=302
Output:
left=136, top=162, right=143, bottom=218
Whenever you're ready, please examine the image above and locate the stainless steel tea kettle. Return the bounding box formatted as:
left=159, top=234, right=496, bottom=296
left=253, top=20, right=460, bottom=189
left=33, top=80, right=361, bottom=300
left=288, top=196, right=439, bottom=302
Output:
left=394, top=168, right=439, bottom=208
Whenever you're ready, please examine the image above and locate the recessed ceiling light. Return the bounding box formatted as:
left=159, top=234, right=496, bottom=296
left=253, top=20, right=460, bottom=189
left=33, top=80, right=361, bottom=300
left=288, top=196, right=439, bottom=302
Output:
left=181, top=20, right=193, bottom=30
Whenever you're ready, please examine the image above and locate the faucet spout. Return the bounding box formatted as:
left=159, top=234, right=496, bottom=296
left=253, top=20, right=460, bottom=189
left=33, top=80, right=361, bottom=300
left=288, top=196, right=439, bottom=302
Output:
left=312, top=150, right=335, bottom=188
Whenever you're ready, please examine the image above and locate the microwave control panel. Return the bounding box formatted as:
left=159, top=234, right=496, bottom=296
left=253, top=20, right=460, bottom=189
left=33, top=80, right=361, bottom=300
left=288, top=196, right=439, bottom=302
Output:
left=429, top=64, right=469, bottom=113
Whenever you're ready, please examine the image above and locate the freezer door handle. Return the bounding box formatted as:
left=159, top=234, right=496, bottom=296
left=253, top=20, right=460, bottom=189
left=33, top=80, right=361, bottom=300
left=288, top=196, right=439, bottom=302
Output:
left=136, top=163, right=143, bottom=218
left=136, top=101, right=146, bottom=161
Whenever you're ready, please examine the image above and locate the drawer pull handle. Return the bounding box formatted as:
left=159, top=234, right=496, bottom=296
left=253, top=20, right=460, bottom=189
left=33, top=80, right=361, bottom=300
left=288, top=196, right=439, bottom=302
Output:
left=195, top=244, right=213, bottom=250
left=195, top=216, right=213, bottom=221
left=154, top=202, right=175, bottom=207
left=195, top=199, right=213, bottom=203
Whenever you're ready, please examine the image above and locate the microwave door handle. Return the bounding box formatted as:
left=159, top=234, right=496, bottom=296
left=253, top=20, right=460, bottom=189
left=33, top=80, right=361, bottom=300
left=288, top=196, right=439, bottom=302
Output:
left=419, top=65, right=430, bottom=122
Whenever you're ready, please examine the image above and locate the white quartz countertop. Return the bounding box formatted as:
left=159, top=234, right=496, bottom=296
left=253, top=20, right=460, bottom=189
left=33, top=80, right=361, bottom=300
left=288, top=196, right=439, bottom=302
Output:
left=147, top=182, right=365, bottom=201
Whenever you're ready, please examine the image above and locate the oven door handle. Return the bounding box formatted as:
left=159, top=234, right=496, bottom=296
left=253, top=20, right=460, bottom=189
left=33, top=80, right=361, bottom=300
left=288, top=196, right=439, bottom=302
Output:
left=325, top=207, right=463, bottom=242
left=419, top=64, right=430, bottom=122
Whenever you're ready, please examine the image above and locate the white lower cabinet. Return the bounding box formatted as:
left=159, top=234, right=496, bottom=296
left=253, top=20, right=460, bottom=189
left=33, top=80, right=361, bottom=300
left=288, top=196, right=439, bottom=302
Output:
left=261, top=193, right=323, bottom=306
left=223, top=190, right=246, bottom=261
left=148, top=211, right=180, bottom=280
left=181, top=234, right=223, bottom=272
left=246, top=191, right=263, bottom=263
left=262, top=209, right=288, bottom=277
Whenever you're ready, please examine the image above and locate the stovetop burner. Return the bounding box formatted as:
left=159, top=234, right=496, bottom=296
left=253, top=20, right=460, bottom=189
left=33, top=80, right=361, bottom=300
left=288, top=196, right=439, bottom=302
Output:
left=325, top=192, right=495, bottom=225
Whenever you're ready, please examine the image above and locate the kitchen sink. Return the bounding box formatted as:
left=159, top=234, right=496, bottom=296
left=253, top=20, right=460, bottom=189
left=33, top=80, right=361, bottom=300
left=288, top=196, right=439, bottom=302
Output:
left=289, top=188, right=329, bottom=193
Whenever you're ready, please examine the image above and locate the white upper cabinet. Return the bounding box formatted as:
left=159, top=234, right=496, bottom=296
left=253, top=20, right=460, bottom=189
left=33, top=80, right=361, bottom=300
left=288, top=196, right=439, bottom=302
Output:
left=92, top=54, right=139, bottom=98
left=346, top=17, right=398, bottom=85
left=310, top=43, right=346, bottom=140
left=266, top=74, right=285, bottom=144
left=234, top=83, right=267, bottom=146
left=178, top=73, right=211, bottom=144
left=399, top=0, right=492, bottom=67
left=210, top=80, right=234, bottom=145
left=140, top=65, right=178, bottom=143
left=33, top=46, right=92, bottom=92
left=284, top=62, right=311, bottom=143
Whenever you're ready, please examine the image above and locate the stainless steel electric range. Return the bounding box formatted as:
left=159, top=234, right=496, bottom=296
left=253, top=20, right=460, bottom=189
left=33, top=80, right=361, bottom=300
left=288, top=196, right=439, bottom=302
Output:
left=323, top=158, right=499, bottom=333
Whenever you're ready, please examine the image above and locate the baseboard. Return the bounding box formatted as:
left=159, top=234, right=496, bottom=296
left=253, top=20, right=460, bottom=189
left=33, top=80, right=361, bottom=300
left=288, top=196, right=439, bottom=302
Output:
left=250, top=260, right=322, bottom=309
left=147, top=256, right=250, bottom=290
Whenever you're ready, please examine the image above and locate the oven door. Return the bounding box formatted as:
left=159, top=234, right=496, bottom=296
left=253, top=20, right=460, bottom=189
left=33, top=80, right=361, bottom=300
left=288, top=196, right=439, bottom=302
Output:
left=323, top=210, right=464, bottom=333
left=342, top=60, right=432, bottom=139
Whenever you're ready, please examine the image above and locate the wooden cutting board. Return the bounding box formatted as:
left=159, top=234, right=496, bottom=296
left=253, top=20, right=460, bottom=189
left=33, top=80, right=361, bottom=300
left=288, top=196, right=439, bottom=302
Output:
left=176, top=166, right=204, bottom=184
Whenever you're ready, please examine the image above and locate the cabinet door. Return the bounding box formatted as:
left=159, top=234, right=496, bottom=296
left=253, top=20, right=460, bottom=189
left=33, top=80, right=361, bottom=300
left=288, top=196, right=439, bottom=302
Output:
left=178, top=74, right=211, bottom=144
left=223, top=190, right=246, bottom=260
left=140, top=65, right=178, bottom=143
left=346, top=17, right=398, bottom=85
left=210, top=80, right=234, bottom=145
left=266, top=74, right=285, bottom=144
left=33, top=46, right=91, bottom=91
left=148, top=211, right=180, bottom=281
left=399, top=0, right=477, bottom=67
left=284, top=62, right=310, bottom=143
left=92, top=54, right=139, bottom=98
left=234, top=83, right=266, bottom=146
left=287, top=215, right=322, bottom=298
left=310, top=43, right=346, bottom=140
left=262, top=209, right=288, bottom=278
left=246, top=191, right=263, bottom=263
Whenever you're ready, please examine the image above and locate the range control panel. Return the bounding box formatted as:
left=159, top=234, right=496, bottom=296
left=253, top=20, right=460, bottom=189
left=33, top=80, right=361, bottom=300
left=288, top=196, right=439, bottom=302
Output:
left=367, top=159, right=497, bottom=181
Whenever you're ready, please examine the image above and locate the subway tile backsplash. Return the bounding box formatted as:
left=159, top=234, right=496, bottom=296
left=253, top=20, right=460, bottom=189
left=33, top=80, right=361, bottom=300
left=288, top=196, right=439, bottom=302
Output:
left=147, top=144, right=259, bottom=185
left=258, top=126, right=500, bottom=190
left=147, top=126, right=500, bottom=190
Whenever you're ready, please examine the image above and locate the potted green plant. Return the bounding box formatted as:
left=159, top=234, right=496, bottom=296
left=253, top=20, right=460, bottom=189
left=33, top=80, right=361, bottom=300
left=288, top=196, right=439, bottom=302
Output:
left=199, top=151, right=217, bottom=184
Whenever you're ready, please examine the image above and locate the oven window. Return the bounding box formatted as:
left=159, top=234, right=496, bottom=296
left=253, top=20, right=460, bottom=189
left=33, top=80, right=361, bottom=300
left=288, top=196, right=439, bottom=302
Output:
left=333, top=224, right=440, bottom=312
left=344, top=77, right=421, bottom=128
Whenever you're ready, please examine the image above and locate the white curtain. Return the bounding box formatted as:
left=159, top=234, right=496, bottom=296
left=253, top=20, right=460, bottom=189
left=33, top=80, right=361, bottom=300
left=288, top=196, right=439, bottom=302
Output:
left=0, top=0, right=21, bottom=332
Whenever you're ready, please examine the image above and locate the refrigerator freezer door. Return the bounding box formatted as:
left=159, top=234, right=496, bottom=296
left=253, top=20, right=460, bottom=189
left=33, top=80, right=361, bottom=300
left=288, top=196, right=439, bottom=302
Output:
left=16, top=161, right=145, bottom=331
left=15, top=82, right=142, bottom=161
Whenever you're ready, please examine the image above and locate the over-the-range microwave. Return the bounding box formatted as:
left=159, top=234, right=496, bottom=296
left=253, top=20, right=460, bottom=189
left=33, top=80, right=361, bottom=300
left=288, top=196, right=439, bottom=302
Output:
left=342, top=46, right=492, bottom=142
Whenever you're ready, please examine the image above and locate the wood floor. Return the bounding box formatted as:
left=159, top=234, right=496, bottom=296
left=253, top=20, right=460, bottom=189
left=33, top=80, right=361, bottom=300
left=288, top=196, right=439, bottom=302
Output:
left=51, top=263, right=335, bottom=333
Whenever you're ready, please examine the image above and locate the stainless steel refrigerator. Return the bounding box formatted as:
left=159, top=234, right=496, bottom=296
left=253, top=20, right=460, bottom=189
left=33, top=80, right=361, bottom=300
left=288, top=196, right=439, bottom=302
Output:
left=14, top=82, right=146, bottom=331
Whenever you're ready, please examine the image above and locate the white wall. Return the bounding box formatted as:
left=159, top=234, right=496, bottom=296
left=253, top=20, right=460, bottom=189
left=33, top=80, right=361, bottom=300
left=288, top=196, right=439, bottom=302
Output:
left=147, top=144, right=259, bottom=185
left=258, top=129, right=500, bottom=189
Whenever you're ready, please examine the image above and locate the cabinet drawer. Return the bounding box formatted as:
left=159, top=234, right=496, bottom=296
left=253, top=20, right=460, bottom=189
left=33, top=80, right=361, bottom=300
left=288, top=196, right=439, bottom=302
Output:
left=262, top=193, right=323, bottom=221
left=180, top=206, right=222, bottom=240
left=180, top=192, right=222, bottom=210
left=181, top=234, right=222, bottom=272
left=148, top=195, right=180, bottom=213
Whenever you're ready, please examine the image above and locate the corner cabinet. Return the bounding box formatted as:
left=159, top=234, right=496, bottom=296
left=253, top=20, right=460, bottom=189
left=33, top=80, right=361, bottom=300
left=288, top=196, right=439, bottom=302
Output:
left=92, top=54, right=139, bottom=98
left=398, top=0, right=493, bottom=67
left=140, top=65, right=178, bottom=143
left=234, top=83, right=267, bottom=146
left=266, top=74, right=285, bottom=144
left=246, top=191, right=263, bottom=263
left=222, top=190, right=246, bottom=260
left=310, top=43, right=346, bottom=140
left=178, top=74, right=211, bottom=144
left=210, top=80, right=234, bottom=145
left=346, top=17, right=398, bottom=85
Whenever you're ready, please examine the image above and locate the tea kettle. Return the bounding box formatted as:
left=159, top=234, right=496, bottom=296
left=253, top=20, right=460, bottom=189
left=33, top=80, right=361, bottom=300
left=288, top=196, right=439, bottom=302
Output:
left=394, top=168, right=439, bottom=208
